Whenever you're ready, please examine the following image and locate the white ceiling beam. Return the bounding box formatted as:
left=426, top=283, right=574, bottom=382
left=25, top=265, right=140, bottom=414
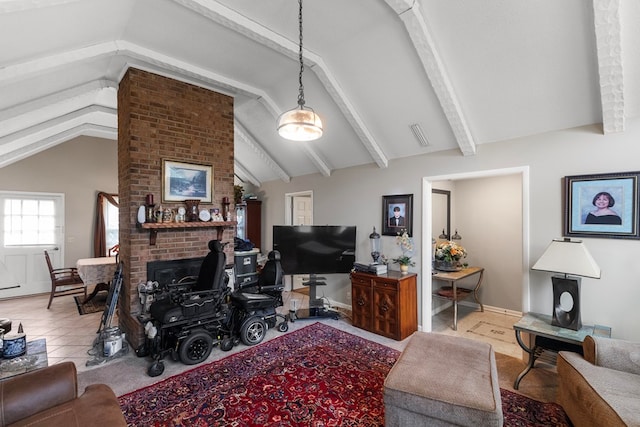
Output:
left=299, top=141, right=331, bottom=177
left=0, top=40, right=282, bottom=117
left=0, top=105, right=116, bottom=154
left=385, top=0, right=477, bottom=156
left=0, top=117, right=116, bottom=169
left=0, top=0, right=82, bottom=14
left=0, top=80, right=117, bottom=137
left=172, top=0, right=388, bottom=169
left=233, top=160, right=261, bottom=187
left=592, top=0, right=624, bottom=134
left=234, top=121, right=291, bottom=183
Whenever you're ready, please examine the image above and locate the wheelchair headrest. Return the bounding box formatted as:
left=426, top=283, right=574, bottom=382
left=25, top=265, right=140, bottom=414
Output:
left=268, top=250, right=281, bottom=261
left=208, top=240, right=223, bottom=253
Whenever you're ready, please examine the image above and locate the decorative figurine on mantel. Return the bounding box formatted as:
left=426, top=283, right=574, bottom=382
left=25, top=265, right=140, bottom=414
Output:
left=222, top=197, right=230, bottom=221
left=184, top=199, right=200, bottom=222
left=211, top=208, right=224, bottom=222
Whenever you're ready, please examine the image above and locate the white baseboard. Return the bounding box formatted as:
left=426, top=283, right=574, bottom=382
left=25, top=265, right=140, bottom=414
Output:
left=458, top=300, right=522, bottom=318
left=432, top=300, right=521, bottom=318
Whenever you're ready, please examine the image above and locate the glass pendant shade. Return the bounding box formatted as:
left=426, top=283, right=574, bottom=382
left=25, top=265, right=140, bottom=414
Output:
left=277, top=106, right=323, bottom=141
left=277, top=0, right=323, bottom=142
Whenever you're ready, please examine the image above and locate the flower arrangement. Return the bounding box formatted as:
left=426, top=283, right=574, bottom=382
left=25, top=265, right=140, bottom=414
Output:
left=392, top=229, right=415, bottom=267
left=435, top=241, right=467, bottom=262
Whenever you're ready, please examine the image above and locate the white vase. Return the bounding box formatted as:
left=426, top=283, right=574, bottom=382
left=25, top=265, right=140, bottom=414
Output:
left=137, top=205, right=146, bottom=224
left=400, top=264, right=409, bottom=274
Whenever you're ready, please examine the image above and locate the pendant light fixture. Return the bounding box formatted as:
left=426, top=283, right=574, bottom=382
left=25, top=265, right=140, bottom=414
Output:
left=277, top=0, right=323, bottom=141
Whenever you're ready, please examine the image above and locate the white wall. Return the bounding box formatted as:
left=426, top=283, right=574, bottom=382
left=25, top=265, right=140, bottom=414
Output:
left=0, top=137, right=118, bottom=265
left=260, top=119, right=640, bottom=341
left=455, top=174, right=523, bottom=311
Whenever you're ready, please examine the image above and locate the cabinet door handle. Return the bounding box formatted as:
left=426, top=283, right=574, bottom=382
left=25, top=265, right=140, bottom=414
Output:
left=357, top=297, right=366, bottom=306
left=380, top=303, right=389, bottom=312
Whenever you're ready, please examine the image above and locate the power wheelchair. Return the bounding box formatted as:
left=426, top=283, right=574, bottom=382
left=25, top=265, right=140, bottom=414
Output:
left=140, top=240, right=288, bottom=377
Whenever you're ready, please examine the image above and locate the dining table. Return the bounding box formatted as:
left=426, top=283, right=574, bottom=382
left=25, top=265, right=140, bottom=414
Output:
left=76, top=257, right=117, bottom=304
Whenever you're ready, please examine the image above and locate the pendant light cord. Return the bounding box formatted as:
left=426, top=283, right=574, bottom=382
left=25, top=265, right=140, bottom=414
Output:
left=297, top=0, right=306, bottom=108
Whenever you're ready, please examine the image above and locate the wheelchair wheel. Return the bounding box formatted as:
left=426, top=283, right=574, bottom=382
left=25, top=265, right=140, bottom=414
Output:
left=178, top=330, right=213, bottom=365
left=277, top=321, right=289, bottom=332
left=220, top=337, right=234, bottom=351
left=240, top=316, right=267, bottom=346
left=148, top=360, right=165, bottom=377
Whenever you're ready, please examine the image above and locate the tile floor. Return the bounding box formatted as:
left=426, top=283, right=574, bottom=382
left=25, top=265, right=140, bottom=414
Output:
left=0, top=291, right=107, bottom=370
left=0, top=286, right=523, bottom=373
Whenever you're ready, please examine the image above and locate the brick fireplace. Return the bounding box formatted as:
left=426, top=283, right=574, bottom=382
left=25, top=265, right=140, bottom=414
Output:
left=117, top=68, right=235, bottom=348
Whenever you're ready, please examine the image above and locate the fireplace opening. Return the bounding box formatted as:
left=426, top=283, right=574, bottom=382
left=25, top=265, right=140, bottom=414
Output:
left=146, top=257, right=205, bottom=285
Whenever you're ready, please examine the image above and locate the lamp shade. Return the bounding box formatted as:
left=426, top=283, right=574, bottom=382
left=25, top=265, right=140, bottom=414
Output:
left=531, top=238, right=600, bottom=279
left=277, top=107, right=323, bottom=141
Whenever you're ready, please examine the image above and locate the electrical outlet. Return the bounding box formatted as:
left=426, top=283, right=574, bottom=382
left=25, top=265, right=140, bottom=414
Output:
left=346, top=291, right=352, bottom=299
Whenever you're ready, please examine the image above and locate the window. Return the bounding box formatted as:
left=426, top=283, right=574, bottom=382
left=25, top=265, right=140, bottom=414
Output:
left=3, top=198, right=56, bottom=246
left=104, top=197, right=119, bottom=252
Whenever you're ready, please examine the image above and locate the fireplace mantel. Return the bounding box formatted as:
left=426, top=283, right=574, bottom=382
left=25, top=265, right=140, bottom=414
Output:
left=139, top=221, right=237, bottom=245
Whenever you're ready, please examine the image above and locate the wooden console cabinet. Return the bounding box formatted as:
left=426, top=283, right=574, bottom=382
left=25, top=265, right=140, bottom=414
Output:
left=350, top=271, right=417, bottom=340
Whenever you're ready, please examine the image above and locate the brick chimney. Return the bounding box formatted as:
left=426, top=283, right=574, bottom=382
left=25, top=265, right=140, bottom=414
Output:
left=117, top=68, right=235, bottom=348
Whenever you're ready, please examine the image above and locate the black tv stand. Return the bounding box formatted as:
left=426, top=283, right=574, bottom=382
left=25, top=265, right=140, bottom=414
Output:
left=291, top=274, right=339, bottom=321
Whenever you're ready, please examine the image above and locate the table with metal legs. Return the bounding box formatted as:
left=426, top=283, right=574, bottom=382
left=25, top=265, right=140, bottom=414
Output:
left=512, top=312, right=609, bottom=389
left=432, top=266, right=484, bottom=330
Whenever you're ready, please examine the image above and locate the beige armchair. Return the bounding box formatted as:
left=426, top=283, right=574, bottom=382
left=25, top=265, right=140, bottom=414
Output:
left=557, top=335, right=640, bottom=427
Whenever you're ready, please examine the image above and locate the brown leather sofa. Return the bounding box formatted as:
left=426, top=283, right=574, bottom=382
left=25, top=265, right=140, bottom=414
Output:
left=557, top=335, right=640, bottom=427
left=0, top=361, right=126, bottom=427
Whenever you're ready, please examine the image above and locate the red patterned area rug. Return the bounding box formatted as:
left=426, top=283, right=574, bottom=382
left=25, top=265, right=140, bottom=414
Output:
left=118, top=323, right=571, bottom=427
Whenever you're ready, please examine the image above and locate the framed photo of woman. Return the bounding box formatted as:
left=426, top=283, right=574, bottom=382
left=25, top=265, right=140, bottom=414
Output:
left=564, top=171, right=640, bottom=239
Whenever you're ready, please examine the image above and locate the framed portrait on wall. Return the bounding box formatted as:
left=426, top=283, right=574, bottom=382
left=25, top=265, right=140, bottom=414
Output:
left=162, top=159, right=213, bottom=203
left=382, top=194, right=413, bottom=236
left=564, top=171, right=640, bottom=239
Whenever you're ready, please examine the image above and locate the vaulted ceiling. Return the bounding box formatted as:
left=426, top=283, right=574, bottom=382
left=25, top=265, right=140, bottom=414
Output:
left=0, top=0, right=636, bottom=185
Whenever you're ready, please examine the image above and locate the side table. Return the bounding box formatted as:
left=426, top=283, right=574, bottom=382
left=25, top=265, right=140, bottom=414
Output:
left=432, top=266, right=484, bottom=330
left=0, top=339, right=48, bottom=380
left=512, top=312, right=611, bottom=389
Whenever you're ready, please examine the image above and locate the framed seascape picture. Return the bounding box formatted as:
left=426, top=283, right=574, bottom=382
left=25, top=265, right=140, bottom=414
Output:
left=564, top=171, right=640, bottom=240
left=162, top=160, right=213, bottom=203
left=382, top=194, right=413, bottom=236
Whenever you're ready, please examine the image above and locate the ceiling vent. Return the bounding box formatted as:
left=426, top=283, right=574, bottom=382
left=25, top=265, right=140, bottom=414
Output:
left=410, top=124, right=429, bottom=147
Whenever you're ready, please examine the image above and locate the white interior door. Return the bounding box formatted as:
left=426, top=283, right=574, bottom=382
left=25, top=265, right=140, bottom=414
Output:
left=0, top=192, right=65, bottom=298
left=284, top=191, right=313, bottom=289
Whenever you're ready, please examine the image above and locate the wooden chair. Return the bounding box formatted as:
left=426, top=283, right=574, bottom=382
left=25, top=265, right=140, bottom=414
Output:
left=44, top=250, right=87, bottom=309
left=108, top=244, right=119, bottom=257
left=108, top=243, right=119, bottom=263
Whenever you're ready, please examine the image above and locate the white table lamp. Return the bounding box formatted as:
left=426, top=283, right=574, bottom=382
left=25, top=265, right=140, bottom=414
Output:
left=531, top=238, right=600, bottom=330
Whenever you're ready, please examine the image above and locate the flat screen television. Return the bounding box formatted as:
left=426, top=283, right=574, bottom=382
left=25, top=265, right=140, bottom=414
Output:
left=273, top=225, right=356, bottom=275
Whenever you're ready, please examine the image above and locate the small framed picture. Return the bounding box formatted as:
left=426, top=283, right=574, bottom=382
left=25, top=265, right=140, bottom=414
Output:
left=382, top=194, right=413, bottom=236
left=564, top=171, right=640, bottom=239
left=162, top=159, right=213, bottom=203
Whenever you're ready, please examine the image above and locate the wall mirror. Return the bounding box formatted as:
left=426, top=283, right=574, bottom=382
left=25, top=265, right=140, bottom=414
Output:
left=432, top=189, right=450, bottom=241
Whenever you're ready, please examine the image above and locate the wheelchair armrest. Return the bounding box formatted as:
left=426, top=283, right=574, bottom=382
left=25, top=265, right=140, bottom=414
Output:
left=259, top=284, right=284, bottom=293
left=183, top=287, right=230, bottom=300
